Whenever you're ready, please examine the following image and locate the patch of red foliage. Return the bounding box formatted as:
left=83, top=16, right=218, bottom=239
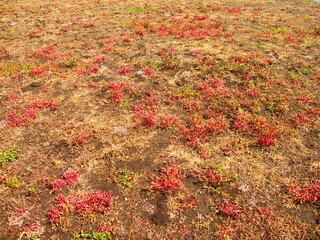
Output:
left=107, top=82, right=126, bottom=103
left=288, top=181, right=320, bottom=204
left=218, top=199, right=242, bottom=219
left=191, top=169, right=223, bottom=187
left=151, top=164, right=184, bottom=192
left=50, top=169, right=79, bottom=193
left=49, top=191, right=113, bottom=224
left=133, top=95, right=160, bottom=127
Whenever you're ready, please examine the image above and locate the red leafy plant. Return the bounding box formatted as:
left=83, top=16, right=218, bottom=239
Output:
left=49, top=191, right=113, bottom=224
left=143, top=67, right=155, bottom=76
left=50, top=169, right=79, bottom=193
left=107, top=82, right=126, bottom=103
left=176, top=192, right=199, bottom=210
left=157, top=115, right=179, bottom=128
left=118, top=65, right=132, bottom=75
left=215, top=225, right=236, bottom=240
left=21, top=221, right=44, bottom=239
left=73, top=64, right=99, bottom=75
left=179, top=114, right=229, bottom=146
left=257, top=125, right=283, bottom=147
left=233, top=109, right=252, bottom=133
left=133, top=95, right=160, bottom=127
left=6, top=99, right=58, bottom=127
left=218, top=199, right=242, bottom=219
left=151, top=164, right=184, bottom=192
left=68, top=132, right=91, bottom=145
left=191, top=169, right=225, bottom=188
left=35, top=45, right=57, bottom=60
left=288, top=181, right=319, bottom=204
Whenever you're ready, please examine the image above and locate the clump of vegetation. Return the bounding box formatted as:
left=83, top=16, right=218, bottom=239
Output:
left=288, top=181, right=320, bottom=204
left=111, top=169, right=136, bottom=187
left=71, top=232, right=112, bottom=240
left=151, top=164, right=184, bottom=192
left=0, top=149, right=19, bottom=164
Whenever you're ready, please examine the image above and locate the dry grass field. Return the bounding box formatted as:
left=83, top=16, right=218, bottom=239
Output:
left=0, top=0, right=319, bottom=239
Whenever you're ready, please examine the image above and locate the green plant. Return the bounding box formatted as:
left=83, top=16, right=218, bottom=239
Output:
left=21, top=64, right=33, bottom=73
left=111, top=169, right=135, bottom=187
left=65, top=57, right=77, bottom=67
left=150, top=61, right=162, bottom=69
left=0, top=149, right=19, bottom=164
left=112, top=8, right=155, bottom=14
left=269, top=27, right=287, bottom=34
left=71, top=232, right=112, bottom=240
left=181, top=88, right=200, bottom=96
left=298, top=67, right=313, bottom=74
left=6, top=178, right=21, bottom=188
left=28, top=187, right=37, bottom=194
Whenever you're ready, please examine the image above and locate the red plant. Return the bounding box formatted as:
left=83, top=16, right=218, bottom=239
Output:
left=94, top=56, right=106, bottom=63
left=177, top=193, right=199, bottom=210
left=191, top=169, right=223, bottom=187
left=193, top=15, right=208, bottom=21
left=8, top=93, right=19, bottom=101
left=151, top=164, right=184, bottom=192
left=49, top=194, right=72, bottom=224
left=215, top=226, right=236, bottom=240
left=179, top=123, right=207, bottom=146
left=22, top=221, right=44, bottom=239
left=107, top=82, right=126, bottom=103
left=89, top=82, right=98, bottom=88
left=218, top=199, right=242, bottom=219
left=73, top=64, right=99, bottom=75
left=207, top=117, right=229, bottom=134
left=257, top=134, right=276, bottom=147
left=256, top=206, right=274, bottom=220
left=103, top=45, right=114, bottom=53
left=68, top=133, right=91, bottom=145
left=257, top=126, right=282, bottom=147
left=49, top=191, right=113, bottom=224
left=5, top=107, right=38, bottom=127
left=35, top=45, right=57, bottom=60
left=158, top=115, right=179, bottom=128
left=291, top=113, right=313, bottom=125
left=288, top=181, right=320, bottom=204
left=83, top=22, right=95, bottom=28
left=50, top=169, right=79, bottom=192
left=30, top=66, right=49, bottom=77
left=5, top=99, right=58, bottom=127
left=118, top=65, right=132, bottom=75
left=30, top=99, right=59, bottom=110
left=89, top=66, right=99, bottom=73
left=133, top=95, right=159, bottom=127
left=233, top=110, right=251, bottom=133
left=72, top=191, right=113, bottom=216
left=97, top=222, right=116, bottom=234
left=228, top=7, right=242, bottom=14
left=143, top=67, right=155, bottom=76
left=285, top=35, right=299, bottom=43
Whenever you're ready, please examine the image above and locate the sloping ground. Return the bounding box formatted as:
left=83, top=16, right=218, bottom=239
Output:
left=0, top=0, right=319, bottom=239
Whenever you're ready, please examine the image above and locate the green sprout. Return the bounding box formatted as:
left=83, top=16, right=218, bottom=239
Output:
left=6, top=178, right=21, bottom=188
left=0, top=149, right=19, bottom=164
left=112, top=169, right=135, bottom=187
left=71, top=232, right=112, bottom=240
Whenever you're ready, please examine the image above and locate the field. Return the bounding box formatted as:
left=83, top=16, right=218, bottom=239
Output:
left=0, top=0, right=319, bottom=239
